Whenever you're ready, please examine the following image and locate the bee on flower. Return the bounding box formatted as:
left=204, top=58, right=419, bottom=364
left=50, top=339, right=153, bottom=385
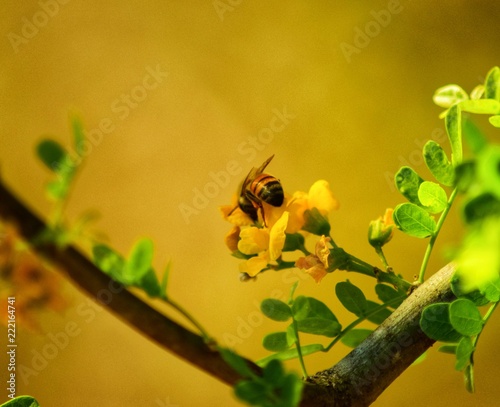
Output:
left=220, top=155, right=339, bottom=280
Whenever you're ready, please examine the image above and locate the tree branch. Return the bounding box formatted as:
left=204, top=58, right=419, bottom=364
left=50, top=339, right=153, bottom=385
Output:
left=0, top=180, right=457, bottom=406
left=300, top=263, right=456, bottom=406
left=0, top=180, right=257, bottom=386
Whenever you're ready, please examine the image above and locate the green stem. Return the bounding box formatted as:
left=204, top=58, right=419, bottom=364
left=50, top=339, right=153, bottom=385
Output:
left=292, top=318, right=308, bottom=377
left=418, top=187, right=458, bottom=283
left=472, top=301, right=499, bottom=349
left=346, top=254, right=411, bottom=291
left=324, top=295, right=405, bottom=351
left=375, top=246, right=390, bottom=270
left=161, top=294, right=213, bottom=344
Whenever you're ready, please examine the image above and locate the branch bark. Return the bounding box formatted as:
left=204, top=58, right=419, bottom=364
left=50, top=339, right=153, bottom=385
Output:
left=0, top=181, right=255, bottom=386
left=0, top=180, right=456, bottom=406
left=300, top=263, right=456, bottom=406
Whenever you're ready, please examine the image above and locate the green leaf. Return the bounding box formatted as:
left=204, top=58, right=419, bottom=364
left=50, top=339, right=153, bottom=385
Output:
left=445, top=104, right=463, bottom=166
left=462, top=116, right=488, bottom=154
left=394, top=166, right=424, bottom=205
left=484, top=66, right=500, bottom=102
left=489, top=115, right=500, bottom=128
left=93, top=244, right=126, bottom=282
left=462, top=193, right=500, bottom=224
left=138, top=268, right=161, bottom=297
left=335, top=281, right=367, bottom=316
left=455, top=336, right=474, bottom=371
left=483, top=275, right=500, bottom=302
left=37, top=139, right=67, bottom=172
left=450, top=273, right=490, bottom=306
left=438, top=344, right=457, bottom=354
left=459, top=99, right=500, bottom=114
left=295, top=317, right=341, bottom=337
left=262, top=359, right=285, bottom=384
left=341, top=329, right=373, bottom=348
left=420, top=303, right=463, bottom=343
left=292, top=296, right=339, bottom=323
left=423, top=140, right=455, bottom=186
left=234, top=380, right=268, bottom=404
left=124, top=238, right=154, bottom=283
left=71, top=115, right=86, bottom=156
left=393, top=203, right=437, bottom=238
left=279, top=372, right=304, bottom=407
left=261, top=299, right=292, bottom=322
left=433, top=84, right=468, bottom=108
left=412, top=351, right=427, bottom=365
left=464, top=364, right=475, bottom=393
left=263, top=332, right=291, bottom=352
left=375, top=284, right=406, bottom=309
left=450, top=298, right=483, bottom=336
left=364, top=300, right=392, bottom=324
left=219, top=347, right=254, bottom=378
left=418, top=181, right=448, bottom=214
left=0, top=396, right=40, bottom=407
left=256, top=344, right=324, bottom=366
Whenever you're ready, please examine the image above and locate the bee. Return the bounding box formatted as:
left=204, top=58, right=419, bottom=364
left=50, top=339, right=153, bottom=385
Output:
left=231, top=155, right=284, bottom=226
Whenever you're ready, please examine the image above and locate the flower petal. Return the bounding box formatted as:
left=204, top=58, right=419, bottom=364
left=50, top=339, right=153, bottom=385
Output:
left=315, top=236, right=331, bottom=267
left=238, top=227, right=269, bottom=255
left=224, top=226, right=240, bottom=252
left=239, top=252, right=270, bottom=277
left=308, top=180, right=339, bottom=214
left=269, top=211, right=289, bottom=261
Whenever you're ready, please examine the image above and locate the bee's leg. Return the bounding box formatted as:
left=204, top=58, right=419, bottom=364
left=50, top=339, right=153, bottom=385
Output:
left=245, top=190, right=267, bottom=227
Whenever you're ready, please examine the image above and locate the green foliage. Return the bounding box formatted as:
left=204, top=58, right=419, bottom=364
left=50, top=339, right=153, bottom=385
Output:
left=420, top=303, right=463, bottom=343
left=423, top=140, right=455, bottom=186
left=36, top=117, right=84, bottom=203
left=394, top=166, right=424, bottom=205
left=418, top=182, right=448, bottom=214
left=393, top=203, right=436, bottom=238
left=340, top=329, right=372, bottom=348
left=449, top=299, right=483, bottom=336
left=0, top=397, right=40, bottom=407
left=261, top=299, right=292, bottom=322
left=220, top=348, right=303, bottom=407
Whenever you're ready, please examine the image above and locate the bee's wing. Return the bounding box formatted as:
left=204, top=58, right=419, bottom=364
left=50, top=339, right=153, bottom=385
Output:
left=240, top=155, right=275, bottom=194
left=240, top=166, right=259, bottom=194
left=255, top=154, right=275, bottom=175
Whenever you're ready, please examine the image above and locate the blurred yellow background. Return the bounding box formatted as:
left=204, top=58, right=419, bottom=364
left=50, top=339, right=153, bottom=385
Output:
left=2, top=1, right=500, bottom=406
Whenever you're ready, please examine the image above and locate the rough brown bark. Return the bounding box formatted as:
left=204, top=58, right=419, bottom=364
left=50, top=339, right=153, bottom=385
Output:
left=300, top=263, right=456, bottom=406
left=0, top=180, right=456, bottom=406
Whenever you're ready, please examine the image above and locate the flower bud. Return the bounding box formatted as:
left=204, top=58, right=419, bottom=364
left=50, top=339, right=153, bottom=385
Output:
left=368, top=208, right=395, bottom=248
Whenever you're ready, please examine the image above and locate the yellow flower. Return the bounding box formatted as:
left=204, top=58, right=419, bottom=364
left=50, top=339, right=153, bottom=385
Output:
left=287, top=180, right=339, bottom=233
left=219, top=194, right=255, bottom=227
left=295, top=236, right=331, bottom=283
left=224, top=226, right=241, bottom=252
left=238, top=212, right=289, bottom=277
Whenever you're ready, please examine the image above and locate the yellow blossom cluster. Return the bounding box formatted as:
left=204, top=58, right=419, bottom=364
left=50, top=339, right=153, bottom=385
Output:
left=220, top=180, right=339, bottom=279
